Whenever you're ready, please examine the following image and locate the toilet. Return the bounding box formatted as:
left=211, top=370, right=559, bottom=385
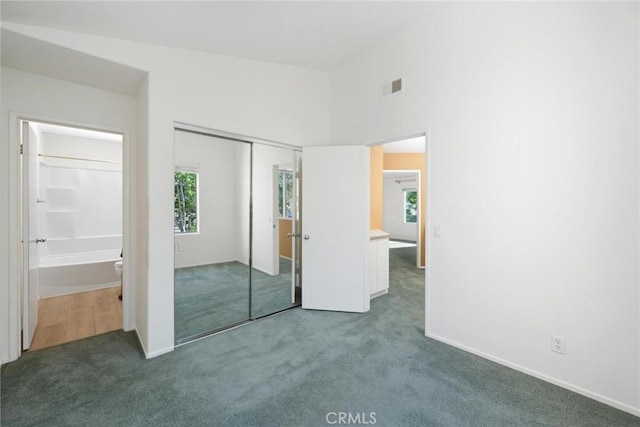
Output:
left=114, top=260, right=123, bottom=300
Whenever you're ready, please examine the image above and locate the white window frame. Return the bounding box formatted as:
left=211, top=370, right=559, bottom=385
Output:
left=279, top=168, right=293, bottom=219
left=403, top=188, right=418, bottom=224
left=174, top=165, right=200, bottom=235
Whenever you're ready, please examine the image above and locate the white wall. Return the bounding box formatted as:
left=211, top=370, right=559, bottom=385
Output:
left=331, top=2, right=640, bottom=416
left=0, top=22, right=330, bottom=358
left=382, top=176, right=417, bottom=242
left=134, top=75, right=149, bottom=353
left=174, top=131, right=244, bottom=269
left=0, top=66, right=138, bottom=363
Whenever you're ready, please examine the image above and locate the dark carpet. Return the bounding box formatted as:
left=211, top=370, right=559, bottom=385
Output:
left=2, top=247, right=638, bottom=426
left=174, top=258, right=295, bottom=341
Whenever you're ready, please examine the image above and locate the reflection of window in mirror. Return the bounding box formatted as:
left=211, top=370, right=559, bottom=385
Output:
left=174, top=170, right=199, bottom=233
left=278, top=169, right=293, bottom=219
left=404, top=189, right=417, bottom=223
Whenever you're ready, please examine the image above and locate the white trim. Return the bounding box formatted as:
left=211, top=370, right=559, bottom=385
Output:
left=370, top=288, right=388, bottom=299
left=174, top=258, right=239, bottom=270
left=174, top=121, right=302, bottom=151
left=6, top=111, right=135, bottom=362
left=425, top=128, right=432, bottom=335
left=135, top=328, right=173, bottom=359
left=426, top=332, right=640, bottom=417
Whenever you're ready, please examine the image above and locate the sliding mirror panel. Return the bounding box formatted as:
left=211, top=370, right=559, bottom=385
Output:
left=174, top=130, right=251, bottom=343
left=250, top=144, right=301, bottom=318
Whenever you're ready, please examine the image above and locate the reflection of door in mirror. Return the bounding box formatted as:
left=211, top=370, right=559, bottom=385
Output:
left=251, top=144, right=301, bottom=319
left=173, top=129, right=251, bottom=343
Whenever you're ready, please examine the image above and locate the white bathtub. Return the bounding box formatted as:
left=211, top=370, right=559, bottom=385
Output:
left=39, top=249, right=121, bottom=298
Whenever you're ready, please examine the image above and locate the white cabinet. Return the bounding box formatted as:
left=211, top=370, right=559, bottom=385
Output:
left=368, top=230, right=389, bottom=299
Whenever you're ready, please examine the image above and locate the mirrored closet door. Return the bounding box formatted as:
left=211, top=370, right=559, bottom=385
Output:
left=174, top=128, right=302, bottom=345
left=174, top=130, right=251, bottom=343
left=250, top=145, right=301, bottom=319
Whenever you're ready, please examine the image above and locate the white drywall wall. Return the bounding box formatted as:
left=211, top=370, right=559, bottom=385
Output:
left=330, top=2, right=640, bottom=415
left=174, top=131, right=242, bottom=269
left=0, top=23, right=330, bottom=357
left=382, top=176, right=417, bottom=242
left=0, top=66, right=138, bottom=363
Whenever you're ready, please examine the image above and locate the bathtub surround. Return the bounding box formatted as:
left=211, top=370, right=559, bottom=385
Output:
left=32, top=124, right=123, bottom=299
left=1, top=248, right=636, bottom=426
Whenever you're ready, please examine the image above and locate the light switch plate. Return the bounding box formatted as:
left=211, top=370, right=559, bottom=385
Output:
left=434, top=225, right=443, bottom=239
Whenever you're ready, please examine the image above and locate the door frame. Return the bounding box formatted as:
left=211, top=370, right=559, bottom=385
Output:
left=366, top=129, right=431, bottom=333
left=8, top=111, right=133, bottom=360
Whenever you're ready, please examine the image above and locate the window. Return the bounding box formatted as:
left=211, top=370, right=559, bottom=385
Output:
left=279, top=169, right=293, bottom=219
left=404, top=189, right=417, bottom=223
left=174, top=171, right=198, bottom=233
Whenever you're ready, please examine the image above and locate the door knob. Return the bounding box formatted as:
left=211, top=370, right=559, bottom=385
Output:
left=36, top=238, right=47, bottom=244
left=303, top=235, right=310, bottom=240
left=287, top=233, right=293, bottom=238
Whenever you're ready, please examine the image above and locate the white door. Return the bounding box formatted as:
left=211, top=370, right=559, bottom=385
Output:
left=302, top=145, right=370, bottom=313
left=22, top=121, right=40, bottom=349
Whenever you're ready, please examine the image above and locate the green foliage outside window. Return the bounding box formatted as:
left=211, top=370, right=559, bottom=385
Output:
left=279, top=170, right=293, bottom=219
left=404, top=189, right=417, bottom=223
left=175, top=171, right=198, bottom=233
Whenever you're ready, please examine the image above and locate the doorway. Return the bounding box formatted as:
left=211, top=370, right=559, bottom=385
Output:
left=20, top=120, right=125, bottom=351
left=371, top=135, right=426, bottom=270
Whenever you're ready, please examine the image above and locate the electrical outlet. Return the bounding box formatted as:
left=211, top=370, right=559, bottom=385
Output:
left=552, top=336, right=566, bottom=354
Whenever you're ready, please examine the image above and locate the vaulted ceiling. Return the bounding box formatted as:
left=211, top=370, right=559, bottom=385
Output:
left=1, top=1, right=436, bottom=70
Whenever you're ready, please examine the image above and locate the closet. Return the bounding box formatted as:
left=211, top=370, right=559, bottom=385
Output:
left=173, top=127, right=302, bottom=344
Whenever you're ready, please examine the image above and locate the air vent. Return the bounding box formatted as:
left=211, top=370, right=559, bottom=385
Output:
left=391, top=78, right=402, bottom=94
left=381, top=78, right=404, bottom=97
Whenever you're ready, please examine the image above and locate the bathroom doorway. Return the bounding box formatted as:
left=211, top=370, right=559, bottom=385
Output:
left=20, top=120, right=125, bottom=351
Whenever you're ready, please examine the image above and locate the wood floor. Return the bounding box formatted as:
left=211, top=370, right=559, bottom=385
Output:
left=29, top=286, right=122, bottom=351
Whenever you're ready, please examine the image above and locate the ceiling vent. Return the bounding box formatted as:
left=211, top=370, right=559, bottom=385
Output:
left=381, top=78, right=403, bottom=97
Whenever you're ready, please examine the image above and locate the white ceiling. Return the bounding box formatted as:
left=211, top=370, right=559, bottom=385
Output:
left=1, top=29, right=146, bottom=95
left=383, top=136, right=425, bottom=153
left=0, top=1, right=436, bottom=70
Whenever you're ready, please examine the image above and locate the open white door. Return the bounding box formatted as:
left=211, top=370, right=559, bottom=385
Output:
left=22, top=121, right=40, bottom=349
left=302, top=145, right=370, bottom=313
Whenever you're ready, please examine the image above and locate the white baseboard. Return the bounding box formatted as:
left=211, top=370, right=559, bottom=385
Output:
left=134, top=328, right=173, bottom=359
left=426, top=332, right=640, bottom=418
left=174, top=258, right=238, bottom=270
left=370, top=288, right=389, bottom=299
